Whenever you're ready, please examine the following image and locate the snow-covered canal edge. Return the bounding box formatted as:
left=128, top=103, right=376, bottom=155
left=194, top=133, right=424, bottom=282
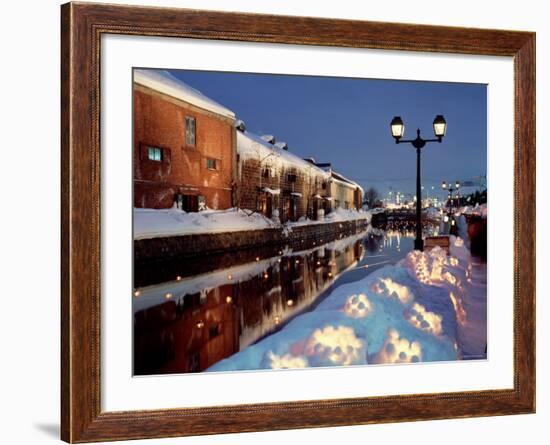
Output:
left=134, top=207, right=372, bottom=240
left=207, top=236, right=486, bottom=371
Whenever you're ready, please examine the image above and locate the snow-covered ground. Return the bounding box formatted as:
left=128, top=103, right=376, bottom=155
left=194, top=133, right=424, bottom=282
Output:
left=207, top=236, right=486, bottom=371
left=458, top=203, right=488, bottom=218
left=134, top=207, right=371, bottom=240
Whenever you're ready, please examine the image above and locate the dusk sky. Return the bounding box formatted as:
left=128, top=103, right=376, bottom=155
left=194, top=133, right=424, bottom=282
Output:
left=168, top=69, right=487, bottom=201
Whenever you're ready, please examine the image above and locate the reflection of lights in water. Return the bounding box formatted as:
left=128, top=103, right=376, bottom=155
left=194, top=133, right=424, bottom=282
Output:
left=449, top=292, right=467, bottom=325
left=344, top=294, right=372, bottom=318
left=374, top=329, right=422, bottom=364
left=407, top=303, right=442, bottom=335
left=267, top=351, right=308, bottom=369
left=304, top=326, right=364, bottom=366
left=372, top=278, right=412, bottom=304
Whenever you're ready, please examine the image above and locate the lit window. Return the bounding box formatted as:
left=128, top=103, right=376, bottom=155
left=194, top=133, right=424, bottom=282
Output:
left=185, top=116, right=196, bottom=146
left=147, top=147, right=162, bottom=162
left=206, top=158, right=217, bottom=170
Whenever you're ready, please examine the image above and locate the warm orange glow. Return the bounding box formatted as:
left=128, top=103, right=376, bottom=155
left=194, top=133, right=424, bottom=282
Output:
left=374, top=329, right=422, bottom=364
left=196, top=321, right=204, bottom=329
left=176, top=275, right=182, bottom=281
left=449, top=292, right=467, bottom=325
left=225, top=296, right=232, bottom=304
left=372, top=278, right=412, bottom=304
left=304, top=326, right=364, bottom=366
left=286, top=299, right=294, bottom=306
left=407, top=303, right=443, bottom=335
left=344, top=294, right=372, bottom=318
left=267, top=351, right=308, bottom=369
left=133, top=290, right=141, bottom=297
left=165, top=293, right=172, bottom=299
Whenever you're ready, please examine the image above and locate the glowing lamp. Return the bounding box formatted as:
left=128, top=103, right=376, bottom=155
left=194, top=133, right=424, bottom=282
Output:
left=433, top=115, right=447, bottom=138
left=390, top=116, right=405, bottom=140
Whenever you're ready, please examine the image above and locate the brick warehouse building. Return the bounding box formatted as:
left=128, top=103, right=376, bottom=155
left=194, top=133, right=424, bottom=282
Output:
left=133, top=69, right=236, bottom=210
left=236, top=128, right=334, bottom=223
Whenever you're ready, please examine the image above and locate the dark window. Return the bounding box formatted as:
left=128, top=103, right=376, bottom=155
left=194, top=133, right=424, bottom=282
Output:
left=322, top=182, right=327, bottom=190
left=147, top=146, right=162, bottom=162
left=262, top=168, right=271, bottom=178
left=208, top=325, right=220, bottom=339
left=287, top=174, right=297, bottom=183
left=185, top=116, right=196, bottom=146
left=206, top=158, right=217, bottom=170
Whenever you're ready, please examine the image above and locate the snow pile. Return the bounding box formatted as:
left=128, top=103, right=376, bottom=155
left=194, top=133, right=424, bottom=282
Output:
left=134, top=207, right=277, bottom=240
left=460, top=203, right=488, bottom=219
left=207, top=236, right=486, bottom=372
left=134, top=69, right=235, bottom=118
left=135, top=207, right=371, bottom=239
left=425, top=207, right=442, bottom=219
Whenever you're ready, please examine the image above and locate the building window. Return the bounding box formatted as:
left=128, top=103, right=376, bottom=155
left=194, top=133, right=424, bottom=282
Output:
left=147, top=146, right=162, bottom=162
left=206, top=158, right=217, bottom=170
left=185, top=116, right=196, bottom=147
left=287, top=174, right=297, bottom=183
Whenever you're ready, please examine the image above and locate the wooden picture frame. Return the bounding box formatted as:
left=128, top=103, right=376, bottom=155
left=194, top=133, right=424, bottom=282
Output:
left=61, top=2, right=536, bottom=442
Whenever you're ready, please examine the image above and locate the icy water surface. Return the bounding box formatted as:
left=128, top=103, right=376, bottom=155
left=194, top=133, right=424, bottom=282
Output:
left=133, top=223, right=435, bottom=375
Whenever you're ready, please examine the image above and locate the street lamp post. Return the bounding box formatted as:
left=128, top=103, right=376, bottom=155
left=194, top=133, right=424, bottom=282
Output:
left=390, top=115, right=447, bottom=251
left=441, top=180, right=461, bottom=213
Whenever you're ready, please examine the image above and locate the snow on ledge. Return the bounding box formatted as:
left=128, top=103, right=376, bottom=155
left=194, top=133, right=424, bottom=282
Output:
left=134, top=207, right=372, bottom=240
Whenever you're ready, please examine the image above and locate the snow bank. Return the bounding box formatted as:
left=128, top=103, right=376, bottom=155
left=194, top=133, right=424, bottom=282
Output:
left=207, top=236, right=486, bottom=372
left=134, top=69, right=235, bottom=118
left=460, top=203, right=488, bottom=219
left=134, top=207, right=371, bottom=239
left=134, top=207, right=277, bottom=240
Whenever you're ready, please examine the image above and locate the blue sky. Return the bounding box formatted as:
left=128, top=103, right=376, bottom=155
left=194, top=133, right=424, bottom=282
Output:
left=168, top=69, right=487, bottom=200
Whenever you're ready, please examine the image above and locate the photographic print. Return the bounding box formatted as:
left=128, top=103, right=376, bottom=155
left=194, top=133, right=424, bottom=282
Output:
left=132, top=68, right=488, bottom=376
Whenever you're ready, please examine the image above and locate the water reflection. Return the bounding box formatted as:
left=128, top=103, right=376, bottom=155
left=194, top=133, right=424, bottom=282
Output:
left=133, top=222, right=433, bottom=375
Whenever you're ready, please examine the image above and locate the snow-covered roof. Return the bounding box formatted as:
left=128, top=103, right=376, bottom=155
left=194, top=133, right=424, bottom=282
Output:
left=134, top=69, right=235, bottom=119
left=331, top=171, right=364, bottom=194
left=237, top=131, right=330, bottom=178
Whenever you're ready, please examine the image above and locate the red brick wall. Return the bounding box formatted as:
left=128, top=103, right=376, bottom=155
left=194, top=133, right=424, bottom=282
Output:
left=133, top=86, right=235, bottom=209
left=238, top=156, right=330, bottom=222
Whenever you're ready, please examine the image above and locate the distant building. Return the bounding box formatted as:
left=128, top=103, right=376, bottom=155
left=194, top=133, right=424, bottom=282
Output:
left=133, top=69, right=237, bottom=210
left=330, top=171, right=364, bottom=211
left=236, top=128, right=331, bottom=222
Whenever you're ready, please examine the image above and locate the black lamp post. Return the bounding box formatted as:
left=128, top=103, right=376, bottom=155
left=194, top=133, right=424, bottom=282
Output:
left=390, top=115, right=447, bottom=251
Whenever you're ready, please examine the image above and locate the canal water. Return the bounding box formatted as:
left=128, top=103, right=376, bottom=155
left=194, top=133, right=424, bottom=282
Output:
left=133, top=221, right=437, bottom=375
